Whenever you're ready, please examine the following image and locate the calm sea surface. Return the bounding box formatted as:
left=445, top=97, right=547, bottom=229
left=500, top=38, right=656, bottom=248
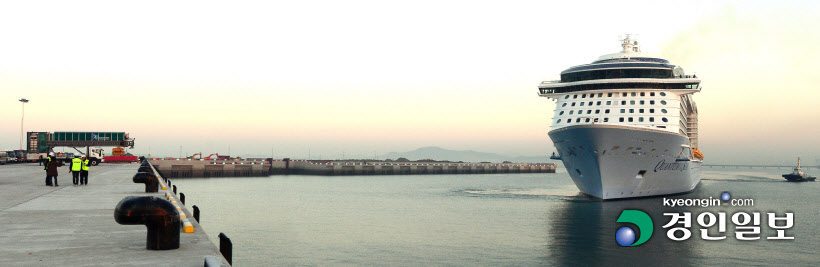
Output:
left=174, top=167, right=819, bottom=266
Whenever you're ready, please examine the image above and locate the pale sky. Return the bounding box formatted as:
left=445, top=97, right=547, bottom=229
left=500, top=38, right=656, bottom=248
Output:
left=1, top=1, right=818, bottom=165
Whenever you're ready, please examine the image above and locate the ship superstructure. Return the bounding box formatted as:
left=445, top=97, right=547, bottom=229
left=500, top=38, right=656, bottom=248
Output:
left=538, top=35, right=703, bottom=199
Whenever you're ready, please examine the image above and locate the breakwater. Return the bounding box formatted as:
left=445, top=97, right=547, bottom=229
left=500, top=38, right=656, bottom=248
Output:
left=148, top=158, right=556, bottom=178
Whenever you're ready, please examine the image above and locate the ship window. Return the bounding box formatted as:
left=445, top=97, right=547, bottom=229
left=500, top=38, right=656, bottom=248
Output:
left=598, top=93, right=603, bottom=97
left=620, top=109, right=625, bottom=113
left=631, top=92, right=637, bottom=97
left=657, top=126, right=666, bottom=128
left=628, top=117, right=634, bottom=122
left=565, top=95, right=570, bottom=99
left=576, top=118, right=582, bottom=123
left=661, top=109, right=668, bottom=113
left=559, top=111, right=564, bottom=115
left=580, top=102, right=585, bottom=106
left=640, top=100, right=645, bottom=105
left=596, top=101, right=601, bottom=105
left=589, top=94, right=594, bottom=98
left=640, top=92, right=645, bottom=96
left=639, top=109, right=644, bottom=113
left=629, top=109, right=634, bottom=113
left=595, top=110, right=600, bottom=114
left=650, top=100, right=655, bottom=105
left=594, top=118, right=599, bottom=122
left=608, top=93, right=613, bottom=97
left=572, top=103, right=576, bottom=106
left=587, top=110, right=591, bottom=114
left=650, top=92, right=655, bottom=96
left=630, top=100, right=635, bottom=105
left=604, top=118, right=609, bottom=122
left=562, top=103, right=567, bottom=107
left=569, top=110, right=574, bottom=115
left=605, top=109, right=610, bottom=114
left=649, top=117, right=655, bottom=122
left=589, top=101, right=593, bottom=106
left=650, top=109, right=655, bottom=113
left=573, top=95, right=578, bottom=99
left=639, top=117, right=644, bottom=122
left=621, top=100, right=626, bottom=105
left=660, top=92, right=666, bottom=96
left=660, top=100, right=667, bottom=105
left=662, top=117, right=669, bottom=122
left=622, top=92, right=627, bottom=97
left=606, top=101, right=611, bottom=105
left=557, top=119, right=561, bottom=123
left=582, top=94, right=586, bottom=98
left=585, top=118, right=590, bottom=122
left=619, top=118, right=624, bottom=122
left=567, top=119, right=572, bottom=124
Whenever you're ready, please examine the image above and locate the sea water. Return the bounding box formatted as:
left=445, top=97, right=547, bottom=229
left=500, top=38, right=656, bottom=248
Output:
left=174, top=167, right=819, bottom=266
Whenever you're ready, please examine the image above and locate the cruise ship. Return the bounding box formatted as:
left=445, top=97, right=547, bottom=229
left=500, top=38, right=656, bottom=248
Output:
left=538, top=35, right=703, bottom=200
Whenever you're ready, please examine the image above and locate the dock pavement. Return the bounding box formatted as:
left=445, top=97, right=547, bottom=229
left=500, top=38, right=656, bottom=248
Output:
left=0, top=163, right=230, bottom=266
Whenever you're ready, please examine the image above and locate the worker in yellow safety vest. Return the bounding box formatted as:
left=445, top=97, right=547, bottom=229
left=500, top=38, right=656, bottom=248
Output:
left=80, top=156, right=90, bottom=185
left=69, top=154, right=82, bottom=186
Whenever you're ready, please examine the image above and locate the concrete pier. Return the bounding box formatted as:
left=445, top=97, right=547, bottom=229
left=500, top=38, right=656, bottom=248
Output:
left=148, top=158, right=556, bottom=178
left=279, top=160, right=557, bottom=175
left=0, top=163, right=230, bottom=266
left=149, top=158, right=272, bottom=178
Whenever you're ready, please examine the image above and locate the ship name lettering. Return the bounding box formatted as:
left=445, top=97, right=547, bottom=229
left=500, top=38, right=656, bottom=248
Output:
left=654, top=159, right=688, bottom=172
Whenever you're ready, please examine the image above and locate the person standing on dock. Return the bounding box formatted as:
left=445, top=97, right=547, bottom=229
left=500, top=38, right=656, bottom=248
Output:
left=46, top=153, right=60, bottom=186
left=69, top=154, right=82, bottom=186
left=44, top=152, right=53, bottom=185
left=80, top=155, right=90, bottom=185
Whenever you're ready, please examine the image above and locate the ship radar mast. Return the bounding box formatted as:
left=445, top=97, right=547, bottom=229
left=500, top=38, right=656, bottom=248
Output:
left=621, top=34, right=641, bottom=53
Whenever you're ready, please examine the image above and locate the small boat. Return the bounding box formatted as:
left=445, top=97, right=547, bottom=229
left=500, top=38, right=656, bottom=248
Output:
left=782, top=157, right=816, bottom=182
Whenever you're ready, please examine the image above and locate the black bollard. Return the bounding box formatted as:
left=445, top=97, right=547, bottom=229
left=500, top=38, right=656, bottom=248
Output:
left=193, top=205, right=200, bottom=222
left=173, top=185, right=177, bottom=194
left=114, top=196, right=180, bottom=250
left=218, top=233, right=232, bottom=265
left=180, top=192, right=185, bottom=205
left=133, top=172, right=159, bottom=193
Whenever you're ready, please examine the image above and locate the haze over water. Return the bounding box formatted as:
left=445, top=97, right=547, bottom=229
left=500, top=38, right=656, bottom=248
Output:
left=175, top=168, right=819, bottom=266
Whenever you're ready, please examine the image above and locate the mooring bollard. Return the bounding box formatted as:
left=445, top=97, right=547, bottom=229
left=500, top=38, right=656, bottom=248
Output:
left=180, top=192, right=185, bottom=205
left=133, top=172, right=159, bottom=193
left=114, top=196, right=180, bottom=250
left=173, top=185, right=177, bottom=194
left=218, top=232, right=232, bottom=265
left=193, top=205, right=200, bottom=222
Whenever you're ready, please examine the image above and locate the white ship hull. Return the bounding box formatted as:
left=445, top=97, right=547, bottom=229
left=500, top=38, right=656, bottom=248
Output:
left=549, top=124, right=701, bottom=200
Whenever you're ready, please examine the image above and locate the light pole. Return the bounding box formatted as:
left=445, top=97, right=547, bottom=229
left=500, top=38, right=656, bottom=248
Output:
left=19, top=98, right=29, bottom=150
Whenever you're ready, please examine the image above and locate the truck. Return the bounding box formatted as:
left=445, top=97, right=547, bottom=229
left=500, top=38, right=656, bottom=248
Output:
left=27, top=131, right=135, bottom=166
left=12, top=150, right=27, bottom=162
left=0, top=151, right=11, bottom=165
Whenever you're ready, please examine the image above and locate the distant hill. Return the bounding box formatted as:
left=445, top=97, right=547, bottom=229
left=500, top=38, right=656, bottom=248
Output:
left=378, top=146, right=547, bottom=163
